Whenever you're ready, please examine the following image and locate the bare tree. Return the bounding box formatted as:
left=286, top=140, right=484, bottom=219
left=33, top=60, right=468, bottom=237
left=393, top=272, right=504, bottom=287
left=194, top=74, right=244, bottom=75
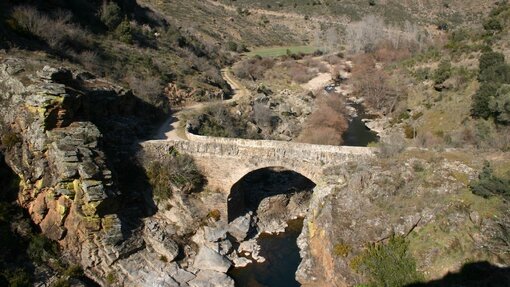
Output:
left=345, top=15, right=429, bottom=54
left=351, top=55, right=402, bottom=114
left=298, top=92, right=348, bottom=145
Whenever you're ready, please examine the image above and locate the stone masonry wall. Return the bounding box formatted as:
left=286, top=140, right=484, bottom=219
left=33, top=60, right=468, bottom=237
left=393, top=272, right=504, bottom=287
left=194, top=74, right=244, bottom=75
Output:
left=142, top=130, right=374, bottom=192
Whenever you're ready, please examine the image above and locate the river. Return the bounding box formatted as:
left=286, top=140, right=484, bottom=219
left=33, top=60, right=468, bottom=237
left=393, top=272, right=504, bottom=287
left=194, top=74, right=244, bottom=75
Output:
left=229, top=219, right=303, bottom=287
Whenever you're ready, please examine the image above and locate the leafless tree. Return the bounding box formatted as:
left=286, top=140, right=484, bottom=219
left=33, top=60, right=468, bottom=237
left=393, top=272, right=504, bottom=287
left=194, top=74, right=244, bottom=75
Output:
left=298, top=92, right=348, bottom=145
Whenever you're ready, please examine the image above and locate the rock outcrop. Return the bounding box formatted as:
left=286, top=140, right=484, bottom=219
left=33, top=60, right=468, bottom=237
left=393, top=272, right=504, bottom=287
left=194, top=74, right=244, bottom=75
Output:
left=296, top=154, right=509, bottom=286
left=0, top=57, right=166, bottom=285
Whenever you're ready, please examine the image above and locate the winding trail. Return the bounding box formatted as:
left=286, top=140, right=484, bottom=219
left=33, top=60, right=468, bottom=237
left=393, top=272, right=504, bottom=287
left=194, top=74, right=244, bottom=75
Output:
left=154, top=68, right=249, bottom=140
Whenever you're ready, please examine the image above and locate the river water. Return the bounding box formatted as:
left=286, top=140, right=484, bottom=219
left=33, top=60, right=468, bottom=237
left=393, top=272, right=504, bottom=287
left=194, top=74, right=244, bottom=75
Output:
left=229, top=219, right=303, bottom=287
left=342, top=102, right=379, bottom=146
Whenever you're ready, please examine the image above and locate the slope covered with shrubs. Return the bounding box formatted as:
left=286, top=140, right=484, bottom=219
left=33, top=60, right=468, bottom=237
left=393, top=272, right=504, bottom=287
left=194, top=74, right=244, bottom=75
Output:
left=0, top=0, right=232, bottom=111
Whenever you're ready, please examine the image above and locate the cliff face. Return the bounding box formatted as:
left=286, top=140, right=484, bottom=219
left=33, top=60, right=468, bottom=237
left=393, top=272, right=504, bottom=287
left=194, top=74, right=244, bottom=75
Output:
left=0, top=56, right=163, bottom=285
left=296, top=152, right=510, bottom=286
left=0, top=56, right=240, bottom=287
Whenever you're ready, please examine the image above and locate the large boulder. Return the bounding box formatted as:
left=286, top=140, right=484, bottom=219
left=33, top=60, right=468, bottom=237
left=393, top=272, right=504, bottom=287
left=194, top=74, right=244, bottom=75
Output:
left=193, top=246, right=231, bottom=273
left=228, top=212, right=252, bottom=241
left=188, top=270, right=235, bottom=287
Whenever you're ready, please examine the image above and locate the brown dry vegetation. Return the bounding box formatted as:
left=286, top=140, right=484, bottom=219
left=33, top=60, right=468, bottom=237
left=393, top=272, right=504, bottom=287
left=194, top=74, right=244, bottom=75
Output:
left=298, top=91, right=348, bottom=145
left=351, top=53, right=402, bottom=115
left=233, top=56, right=275, bottom=81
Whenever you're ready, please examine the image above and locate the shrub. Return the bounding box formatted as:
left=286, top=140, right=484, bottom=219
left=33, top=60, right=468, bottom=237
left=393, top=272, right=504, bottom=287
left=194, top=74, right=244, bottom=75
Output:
left=489, top=84, right=510, bottom=124
left=125, top=73, right=165, bottom=109
left=9, top=6, right=89, bottom=50
left=207, top=209, right=221, bottom=221
left=144, top=154, right=204, bottom=200
left=472, top=82, right=499, bottom=119
left=355, top=236, right=423, bottom=287
left=478, top=62, right=510, bottom=84
left=403, top=123, right=415, bottom=139
left=252, top=102, right=274, bottom=128
left=479, top=51, right=505, bottom=74
left=414, top=67, right=430, bottom=81
left=433, top=60, right=452, bottom=85
left=483, top=18, right=503, bottom=33
left=352, top=55, right=399, bottom=114
left=189, top=104, right=258, bottom=138
left=5, top=269, right=31, bottom=287
left=106, top=272, right=117, bottom=285
left=291, top=66, right=316, bottom=83
left=470, top=161, right=510, bottom=199
left=377, top=133, right=406, bottom=158
left=226, top=41, right=238, bottom=52
left=100, top=1, right=122, bottom=30
left=1, top=132, right=21, bottom=149
left=51, top=279, right=70, bottom=287
left=27, top=235, right=58, bottom=263
left=9, top=5, right=48, bottom=37
left=159, top=255, right=168, bottom=262
left=334, top=243, right=352, bottom=257
left=115, top=18, right=133, bottom=43
left=233, top=57, right=275, bottom=81
left=63, top=265, right=84, bottom=278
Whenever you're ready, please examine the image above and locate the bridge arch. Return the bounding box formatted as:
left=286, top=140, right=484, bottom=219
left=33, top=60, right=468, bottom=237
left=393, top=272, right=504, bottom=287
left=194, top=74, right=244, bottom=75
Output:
left=227, top=166, right=316, bottom=222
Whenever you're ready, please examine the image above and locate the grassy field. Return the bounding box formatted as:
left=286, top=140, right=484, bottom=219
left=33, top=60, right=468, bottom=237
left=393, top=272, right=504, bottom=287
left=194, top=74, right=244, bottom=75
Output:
left=246, top=46, right=319, bottom=57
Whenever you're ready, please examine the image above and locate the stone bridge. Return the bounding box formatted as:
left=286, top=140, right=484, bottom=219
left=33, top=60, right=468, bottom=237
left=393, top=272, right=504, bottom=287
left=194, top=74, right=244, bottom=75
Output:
left=141, top=130, right=375, bottom=193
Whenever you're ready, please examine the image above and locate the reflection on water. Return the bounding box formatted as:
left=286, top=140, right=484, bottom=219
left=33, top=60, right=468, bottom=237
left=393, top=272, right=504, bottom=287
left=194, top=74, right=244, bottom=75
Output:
left=229, top=219, right=303, bottom=287
left=342, top=102, right=379, bottom=146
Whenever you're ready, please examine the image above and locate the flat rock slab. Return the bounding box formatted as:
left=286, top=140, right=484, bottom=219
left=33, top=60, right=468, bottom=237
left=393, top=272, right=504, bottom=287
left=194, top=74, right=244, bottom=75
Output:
left=188, top=270, right=234, bottom=287
left=193, top=246, right=231, bottom=273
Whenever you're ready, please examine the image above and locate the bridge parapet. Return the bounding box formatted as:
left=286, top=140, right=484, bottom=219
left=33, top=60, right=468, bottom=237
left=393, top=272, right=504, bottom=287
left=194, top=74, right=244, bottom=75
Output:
left=143, top=137, right=374, bottom=166
left=141, top=130, right=375, bottom=192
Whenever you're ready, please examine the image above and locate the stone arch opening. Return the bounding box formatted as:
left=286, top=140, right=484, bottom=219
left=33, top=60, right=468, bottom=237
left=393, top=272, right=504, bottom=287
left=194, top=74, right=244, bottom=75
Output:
left=227, top=167, right=316, bottom=223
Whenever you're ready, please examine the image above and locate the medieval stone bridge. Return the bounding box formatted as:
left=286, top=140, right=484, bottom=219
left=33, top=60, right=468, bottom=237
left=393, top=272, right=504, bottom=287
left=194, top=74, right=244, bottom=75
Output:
left=141, top=129, right=375, bottom=193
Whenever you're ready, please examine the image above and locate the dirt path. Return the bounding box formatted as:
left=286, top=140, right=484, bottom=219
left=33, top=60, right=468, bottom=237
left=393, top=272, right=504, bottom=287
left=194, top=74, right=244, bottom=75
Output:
left=221, top=67, right=249, bottom=103
left=154, top=67, right=249, bottom=140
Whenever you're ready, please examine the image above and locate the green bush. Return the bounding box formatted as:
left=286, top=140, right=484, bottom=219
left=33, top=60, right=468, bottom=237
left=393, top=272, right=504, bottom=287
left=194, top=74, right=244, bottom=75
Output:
left=479, top=51, right=505, bottom=76
left=355, top=236, right=423, bottom=287
left=63, top=265, right=83, bottom=278
left=472, top=82, right=499, bottom=118
left=51, top=279, right=70, bottom=287
left=470, top=161, right=510, bottom=199
left=100, top=1, right=122, bottom=30
left=413, top=67, right=430, bottom=81
left=114, top=18, right=133, bottom=44
left=226, top=41, right=238, bottom=52
left=483, top=17, right=503, bottom=33
left=144, top=154, right=204, bottom=200
left=489, top=84, right=510, bottom=124
left=433, top=60, right=452, bottom=85
left=478, top=62, right=510, bottom=84
left=472, top=51, right=510, bottom=120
